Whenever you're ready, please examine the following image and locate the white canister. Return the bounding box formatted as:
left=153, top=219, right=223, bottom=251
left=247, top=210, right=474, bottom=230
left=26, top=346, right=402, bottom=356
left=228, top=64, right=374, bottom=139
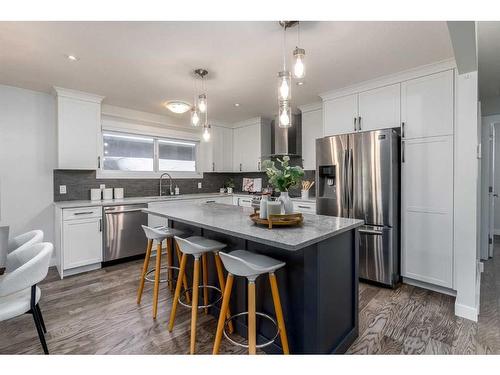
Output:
left=267, top=201, right=282, bottom=219
left=227, top=187, right=233, bottom=194
left=301, top=190, right=310, bottom=201
left=90, top=188, right=101, bottom=201
left=103, top=188, right=113, bottom=200
left=114, top=188, right=124, bottom=199
left=259, top=195, right=269, bottom=219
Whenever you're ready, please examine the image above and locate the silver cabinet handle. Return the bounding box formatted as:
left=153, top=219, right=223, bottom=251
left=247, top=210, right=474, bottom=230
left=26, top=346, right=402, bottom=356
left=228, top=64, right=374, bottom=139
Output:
left=358, top=116, right=362, bottom=131
left=354, top=117, right=357, bottom=131
left=258, top=161, right=261, bottom=170
left=74, top=211, right=94, bottom=215
left=212, top=162, right=215, bottom=172
left=297, top=205, right=311, bottom=209
left=99, top=218, right=102, bottom=232
left=205, top=200, right=216, bottom=203
left=401, top=122, right=405, bottom=138
left=402, top=141, right=405, bottom=163
left=239, top=163, right=242, bottom=172
left=97, top=156, right=101, bottom=169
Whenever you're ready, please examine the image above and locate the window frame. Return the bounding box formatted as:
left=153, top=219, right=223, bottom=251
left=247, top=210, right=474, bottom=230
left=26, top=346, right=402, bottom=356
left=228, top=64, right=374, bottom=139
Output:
left=97, top=130, right=203, bottom=179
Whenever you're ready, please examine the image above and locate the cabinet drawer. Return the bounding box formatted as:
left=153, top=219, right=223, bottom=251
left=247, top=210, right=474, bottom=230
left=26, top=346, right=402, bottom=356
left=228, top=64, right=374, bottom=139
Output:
left=63, top=206, right=102, bottom=221
left=237, top=197, right=253, bottom=207
left=293, top=202, right=316, bottom=213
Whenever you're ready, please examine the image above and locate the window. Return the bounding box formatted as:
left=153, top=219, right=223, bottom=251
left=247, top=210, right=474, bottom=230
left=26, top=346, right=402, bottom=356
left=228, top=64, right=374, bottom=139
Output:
left=102, top=131, right=198, bottom=173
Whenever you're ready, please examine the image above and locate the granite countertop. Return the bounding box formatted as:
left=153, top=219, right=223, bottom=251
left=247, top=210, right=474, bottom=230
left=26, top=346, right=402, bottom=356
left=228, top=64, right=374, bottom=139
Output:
left=53, top=192, right=316, bottom=209
left=145, top=202, right=362, bottom=251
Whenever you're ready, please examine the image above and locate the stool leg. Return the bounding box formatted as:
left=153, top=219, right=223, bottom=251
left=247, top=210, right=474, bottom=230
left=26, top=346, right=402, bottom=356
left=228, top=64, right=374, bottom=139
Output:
left=167, top=238, right=174, bottom=293
left=168, top=253, right=188, bottom=332
left=190, top=257, right=201, bottom=354
left=175, top=242, right=190, bottom=304
left=152, top=241, right=162, bottom=319
left=137, top=239, right=153, bottom=304
left=214, top=253, right=234, bottom=334
left=248, top=280, right=257, bottom=355
left=213, top=273, right=234, bottom=355
left=202, top=254, right=209, bottom=315
left=269, top=273, right=289, bottom=354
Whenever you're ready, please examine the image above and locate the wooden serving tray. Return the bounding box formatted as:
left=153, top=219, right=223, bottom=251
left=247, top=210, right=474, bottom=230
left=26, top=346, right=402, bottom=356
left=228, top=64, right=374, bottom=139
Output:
left=250, top=212, right=303, bottom=229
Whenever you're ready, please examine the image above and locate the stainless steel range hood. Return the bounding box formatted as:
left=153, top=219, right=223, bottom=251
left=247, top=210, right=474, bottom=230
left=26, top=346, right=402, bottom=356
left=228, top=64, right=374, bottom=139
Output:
left=269, top=113, right=302, bottom=157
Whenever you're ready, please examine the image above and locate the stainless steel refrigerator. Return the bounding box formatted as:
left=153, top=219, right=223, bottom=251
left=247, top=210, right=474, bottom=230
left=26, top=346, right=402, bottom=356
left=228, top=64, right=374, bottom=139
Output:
left=315, top=128, right=400, bottom=287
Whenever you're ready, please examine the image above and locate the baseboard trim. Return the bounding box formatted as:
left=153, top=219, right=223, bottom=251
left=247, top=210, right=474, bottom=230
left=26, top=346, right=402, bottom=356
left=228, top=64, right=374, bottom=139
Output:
left=402, top=277, right=456, bottom=296
left=455, top=302, right=478, bottom=322
left=494, top=229, right=500, bottom=236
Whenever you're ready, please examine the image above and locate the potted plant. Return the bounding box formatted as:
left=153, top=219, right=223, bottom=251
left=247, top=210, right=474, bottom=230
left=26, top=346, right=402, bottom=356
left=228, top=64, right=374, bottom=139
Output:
left=224, top=178, right=235, bottom=194
left=262, top=156, right=304, bottom=214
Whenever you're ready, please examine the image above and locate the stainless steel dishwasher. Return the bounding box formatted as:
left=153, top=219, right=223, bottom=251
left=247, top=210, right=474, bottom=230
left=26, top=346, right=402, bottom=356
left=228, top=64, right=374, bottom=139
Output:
left=103, top=204, right=148, bottom=263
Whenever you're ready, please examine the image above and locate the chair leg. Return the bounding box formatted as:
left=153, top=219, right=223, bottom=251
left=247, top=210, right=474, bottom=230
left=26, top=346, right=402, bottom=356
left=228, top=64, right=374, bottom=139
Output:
left=137, top=239, right=153, bottom=304
left=214, top=252, right=234, bottom=334
left=168, top=253, right=188, bottom=332
left=35, top=304, right=47, bottom=334
left=190, top=257, right=200, bottom=354
left=248, top=280, right=257, bottom=355
left=152, top=242, right=162, bottom=319
left=167, top=238, right=174, bottom=293
left=175, top=241, right=190, bottom=304
left=269, top=273, right=290, bottom=354
left=202, top=253, right=209, bottom=315
left=213, top=273, right=234, bottom=354
left=30, top=285, right=48, bottom=354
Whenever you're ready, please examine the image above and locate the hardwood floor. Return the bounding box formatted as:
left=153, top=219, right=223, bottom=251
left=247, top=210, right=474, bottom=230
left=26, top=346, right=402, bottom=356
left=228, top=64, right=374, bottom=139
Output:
left=1, top=243, right=500, bottom=355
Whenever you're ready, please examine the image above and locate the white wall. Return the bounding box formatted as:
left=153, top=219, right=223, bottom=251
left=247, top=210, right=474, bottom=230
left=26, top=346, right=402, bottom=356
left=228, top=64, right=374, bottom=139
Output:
left=485, top=115, right=500, bottom=233
left=454, top=71, right=480, bottom=321
left=0, top=85, right=56, bottom=246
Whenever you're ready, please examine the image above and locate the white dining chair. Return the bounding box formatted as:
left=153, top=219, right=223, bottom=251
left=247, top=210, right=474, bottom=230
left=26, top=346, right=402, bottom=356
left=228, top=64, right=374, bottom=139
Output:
left=0, top=242, right=53, bottom=354
left=7, top=229, right=44, bottom=254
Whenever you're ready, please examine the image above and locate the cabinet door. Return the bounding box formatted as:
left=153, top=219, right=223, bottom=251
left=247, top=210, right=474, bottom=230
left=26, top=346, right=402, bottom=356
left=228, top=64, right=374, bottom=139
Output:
left=301, top=108, right=323, bottom=170
left=401, top=70, right=454, bottom=139
left=217, top=126, right=234, bottom=172
left=233, top=124, right=261, bottom=172
left=63, top=217, right=102, bottom=269
left=323, top=94, right=358, bottom=136
left=358, top=83, right=400, bottom=131
left=58, top=96, right=101, bottom=169
left=233, top=127, right=244, bottom=172
left=401, top=136, right=453, bottom=287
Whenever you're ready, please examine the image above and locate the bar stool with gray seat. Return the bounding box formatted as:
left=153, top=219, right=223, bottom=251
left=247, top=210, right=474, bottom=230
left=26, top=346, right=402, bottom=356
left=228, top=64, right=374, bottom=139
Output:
left=213, top=250, right=289, bottom=355
left=169, top=235, right=234, bottom=354
left=137, top=225, right=190, bottom=319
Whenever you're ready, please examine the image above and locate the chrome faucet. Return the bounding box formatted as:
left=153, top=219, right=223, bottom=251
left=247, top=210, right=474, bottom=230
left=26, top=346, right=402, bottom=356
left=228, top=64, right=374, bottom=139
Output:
left=159, top=172, right=174, bottom=196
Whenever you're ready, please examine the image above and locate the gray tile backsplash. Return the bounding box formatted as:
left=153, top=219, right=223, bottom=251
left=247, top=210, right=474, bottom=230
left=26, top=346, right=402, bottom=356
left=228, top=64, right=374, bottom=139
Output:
left=53, top=169, right=316, bottom=201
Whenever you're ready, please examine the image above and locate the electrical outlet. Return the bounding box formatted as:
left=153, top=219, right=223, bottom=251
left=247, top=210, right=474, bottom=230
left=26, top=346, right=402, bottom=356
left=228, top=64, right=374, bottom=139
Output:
left=198, top=182, right=202, bottom=189
left=59, top=185, right=67, bottom=194
left=99, top=184, right=105, bottom=190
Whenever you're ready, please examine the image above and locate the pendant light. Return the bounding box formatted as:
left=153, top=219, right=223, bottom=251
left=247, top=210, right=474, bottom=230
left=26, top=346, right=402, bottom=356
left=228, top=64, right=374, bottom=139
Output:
left=195, top=69, right=208, bottom=114
left=292, top=22, right=306, bottom=79
left=192, top=68, right=211, bottom=141
left=191, top=107, right=200, bottom=126
left=278, top=22, right=294, bottom=128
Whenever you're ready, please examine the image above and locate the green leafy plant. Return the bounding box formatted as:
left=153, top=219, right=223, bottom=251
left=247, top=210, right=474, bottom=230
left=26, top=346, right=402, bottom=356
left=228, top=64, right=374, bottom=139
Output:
left=262, top=156, right=304, bottom=192
left=224, top=178, right=235, bottom=189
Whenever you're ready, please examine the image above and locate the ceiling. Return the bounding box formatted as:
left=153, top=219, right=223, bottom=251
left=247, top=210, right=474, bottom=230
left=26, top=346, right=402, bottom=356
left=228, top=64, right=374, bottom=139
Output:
left=478, top=21, right=500, bottom=100
left=0, top=21, right=453, bottom=125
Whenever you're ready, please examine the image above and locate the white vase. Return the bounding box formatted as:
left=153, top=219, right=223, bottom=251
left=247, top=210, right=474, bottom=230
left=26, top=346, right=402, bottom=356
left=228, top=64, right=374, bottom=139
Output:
left=278, top=191, right=294, bottom=214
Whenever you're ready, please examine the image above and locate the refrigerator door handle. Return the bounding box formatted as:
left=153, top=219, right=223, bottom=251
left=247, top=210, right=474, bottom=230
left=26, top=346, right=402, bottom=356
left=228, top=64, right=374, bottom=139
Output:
left=343, top=149, right=348, bottom=208
left=347, top=148, right=353, bottom=214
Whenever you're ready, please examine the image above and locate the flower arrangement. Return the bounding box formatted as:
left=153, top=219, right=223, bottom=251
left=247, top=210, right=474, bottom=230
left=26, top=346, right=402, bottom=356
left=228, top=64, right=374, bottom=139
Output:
left=262, top=156, right=304, bottom=192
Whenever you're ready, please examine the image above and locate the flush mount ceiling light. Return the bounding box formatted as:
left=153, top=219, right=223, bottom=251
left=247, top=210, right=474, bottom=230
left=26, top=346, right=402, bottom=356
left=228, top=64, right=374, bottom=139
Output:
left=164, top=100, right=192, bottom=114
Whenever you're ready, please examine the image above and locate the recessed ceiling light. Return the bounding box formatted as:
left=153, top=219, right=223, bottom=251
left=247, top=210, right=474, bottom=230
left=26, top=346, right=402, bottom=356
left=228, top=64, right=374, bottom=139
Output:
left=296, top=81, right=305, bottom=86
left=164, top=100, right=191, bottom=114
left=66, top=54, right=79, bottom=61
left=234, top=103, right=240, bottom=107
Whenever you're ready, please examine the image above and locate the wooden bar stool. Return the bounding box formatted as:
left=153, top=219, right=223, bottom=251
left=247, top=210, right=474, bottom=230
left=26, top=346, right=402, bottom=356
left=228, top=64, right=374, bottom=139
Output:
left=213, top=250, right=289, bottom=355
left=137, top=225, right=190, bottom=319
left=169, top=236, right=233, bottom=354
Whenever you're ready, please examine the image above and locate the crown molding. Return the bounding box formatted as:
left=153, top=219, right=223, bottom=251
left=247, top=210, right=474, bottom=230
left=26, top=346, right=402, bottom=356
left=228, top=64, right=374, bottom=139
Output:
left=298, top=102, right=322, bottom=113
left=53, top=86, right=105, bottom=103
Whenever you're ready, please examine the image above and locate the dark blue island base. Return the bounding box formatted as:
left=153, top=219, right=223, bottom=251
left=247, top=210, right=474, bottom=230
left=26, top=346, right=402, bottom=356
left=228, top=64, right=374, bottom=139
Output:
left=169, top=220, right=359, bottom=354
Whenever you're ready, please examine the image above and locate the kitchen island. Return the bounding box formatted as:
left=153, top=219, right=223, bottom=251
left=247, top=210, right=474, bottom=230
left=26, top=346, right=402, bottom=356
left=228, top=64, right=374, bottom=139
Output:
left=145, top=202, right=363, bottom=354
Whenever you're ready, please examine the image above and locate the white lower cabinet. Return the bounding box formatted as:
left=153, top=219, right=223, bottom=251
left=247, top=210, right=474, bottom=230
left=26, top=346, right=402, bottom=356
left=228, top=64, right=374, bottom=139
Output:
left=401, top=135, right=454, bottom=288
left=61, top=207, right=103, bottom=274
left=292, top=201, right=317, bottom=214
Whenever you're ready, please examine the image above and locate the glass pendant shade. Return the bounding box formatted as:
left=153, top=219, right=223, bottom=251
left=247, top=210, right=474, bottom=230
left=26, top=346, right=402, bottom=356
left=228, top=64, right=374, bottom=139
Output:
left=278, top=101, right=292, bottom=128
left=293, top=47, right=306, bottom=79
left=278, top=71, right=291, bottom=101
left=198, top=94, right=207, bottom=113
left=191, top=108, right=200, bottom=126
left=202, top=124, right=211, bottom=141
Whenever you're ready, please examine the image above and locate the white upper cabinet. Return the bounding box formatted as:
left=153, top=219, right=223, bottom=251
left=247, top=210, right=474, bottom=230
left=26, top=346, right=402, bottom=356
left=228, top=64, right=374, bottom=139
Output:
left=358, top=83, right=401, bottom=131
left=300, top=104, right=323, bottom=170
left=401, top=70, right=454, bottom=139
left=323, top=94, right=358, bottom=136
left=55, top=87, right=104, bottom=169
left=232, top=118, right=271, bottom=172
left=209, top=125, right=233, bottom=172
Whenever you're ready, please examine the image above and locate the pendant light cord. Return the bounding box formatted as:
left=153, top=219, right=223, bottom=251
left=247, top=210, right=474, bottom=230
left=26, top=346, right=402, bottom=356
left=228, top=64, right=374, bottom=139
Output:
left=282, top=25, right=286, bottom=71
left=297, top=22, right=301, bottom=47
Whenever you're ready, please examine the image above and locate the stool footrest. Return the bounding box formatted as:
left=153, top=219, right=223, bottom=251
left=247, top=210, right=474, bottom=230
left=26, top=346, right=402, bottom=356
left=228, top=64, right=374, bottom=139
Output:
left=223, top=311, right=280, bottom=349
left=178, top=285, right=222, bottom=309
left=144, top=265, right=180, bottom=283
